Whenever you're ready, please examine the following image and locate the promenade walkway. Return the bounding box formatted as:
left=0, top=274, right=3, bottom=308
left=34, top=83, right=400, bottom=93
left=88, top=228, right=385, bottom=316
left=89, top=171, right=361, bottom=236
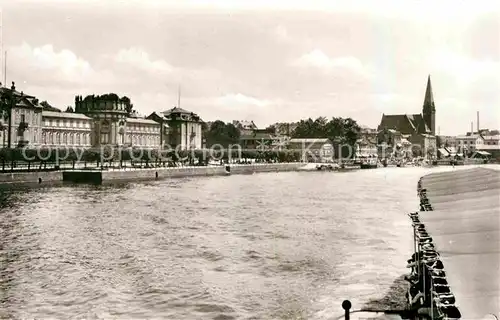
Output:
left=419, top=167, right=500, bottom=319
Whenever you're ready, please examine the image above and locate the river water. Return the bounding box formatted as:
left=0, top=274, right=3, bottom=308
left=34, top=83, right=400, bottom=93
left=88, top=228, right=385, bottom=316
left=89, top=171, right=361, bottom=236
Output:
left=0, top=166, right=472, bottom=320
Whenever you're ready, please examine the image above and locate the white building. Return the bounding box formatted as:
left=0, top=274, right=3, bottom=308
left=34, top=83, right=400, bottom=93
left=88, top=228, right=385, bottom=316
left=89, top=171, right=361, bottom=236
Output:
left=456, top=134, right=484, bottom=154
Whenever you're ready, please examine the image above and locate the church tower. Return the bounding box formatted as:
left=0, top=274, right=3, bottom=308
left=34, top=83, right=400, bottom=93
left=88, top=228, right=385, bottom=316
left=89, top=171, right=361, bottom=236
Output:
left=422, top=75, right=436, bottom=135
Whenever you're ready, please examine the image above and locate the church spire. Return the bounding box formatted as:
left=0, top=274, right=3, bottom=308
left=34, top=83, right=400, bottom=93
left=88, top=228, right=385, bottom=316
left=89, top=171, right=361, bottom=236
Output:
left=422, top=74, right=436, bottom=135
left=423, top=74, right=435, bottom=112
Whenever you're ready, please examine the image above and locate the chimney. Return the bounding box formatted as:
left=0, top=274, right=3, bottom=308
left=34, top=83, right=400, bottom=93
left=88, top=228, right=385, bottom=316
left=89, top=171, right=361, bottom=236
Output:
left=477, top=111, right=480, bottom=134
left=471, top=122, right=473, bottom=135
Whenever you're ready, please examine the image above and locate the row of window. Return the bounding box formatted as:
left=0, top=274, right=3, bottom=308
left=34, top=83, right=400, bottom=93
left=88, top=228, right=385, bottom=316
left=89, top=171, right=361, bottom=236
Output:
left=98, top=133, right=160, bottom=146
left=42, top=132, right=92, bottom=146
left=44, top=119, right=92, bottom=129
left=14, top=109, right=41, bottom=126
left=43, top=119, right=160, bottom=133
left=127, top=125, right=160, bottom=133
left=39, top=131, right=161, bottom=146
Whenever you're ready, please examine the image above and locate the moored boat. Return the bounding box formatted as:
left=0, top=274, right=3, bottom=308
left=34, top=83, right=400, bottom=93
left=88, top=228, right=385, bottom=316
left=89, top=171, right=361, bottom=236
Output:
left=359, top=156, right=379, bottom=169
left=316, top=163, right=340, bottom=171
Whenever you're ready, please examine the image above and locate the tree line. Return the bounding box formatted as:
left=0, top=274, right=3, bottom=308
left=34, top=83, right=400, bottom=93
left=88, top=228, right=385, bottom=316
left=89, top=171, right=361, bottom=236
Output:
left=203, top=117, right=361, bottom=147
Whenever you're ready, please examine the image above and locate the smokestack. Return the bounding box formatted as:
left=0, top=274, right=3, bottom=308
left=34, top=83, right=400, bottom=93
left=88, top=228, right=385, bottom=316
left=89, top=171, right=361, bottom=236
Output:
left=477, top=111, right=480, bottom=134
left=471, top=122, right=473, bottom=135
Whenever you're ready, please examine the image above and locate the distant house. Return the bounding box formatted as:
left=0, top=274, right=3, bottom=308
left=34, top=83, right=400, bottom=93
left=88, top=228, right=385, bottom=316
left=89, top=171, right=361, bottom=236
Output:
left=232, top=120, right=258, bottom=136
left=357, top=126, right=378, bottom=157
left=287, top=138, right=334, bottom=162
left=377, top=75, right=437, bottom=159
left=455, top=134, right=484, bottom=155
left=239, top=128, right=280, bottom=150
left=437, top=135, right=458, bottom=149
left=476, top=135, right=500, bottom=160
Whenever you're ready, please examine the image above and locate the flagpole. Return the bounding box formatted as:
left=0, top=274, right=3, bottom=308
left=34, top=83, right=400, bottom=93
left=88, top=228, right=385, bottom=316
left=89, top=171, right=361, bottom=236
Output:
left=4, top=50, right=6, bottom=86
left=177, top=85, right=181, bottom=108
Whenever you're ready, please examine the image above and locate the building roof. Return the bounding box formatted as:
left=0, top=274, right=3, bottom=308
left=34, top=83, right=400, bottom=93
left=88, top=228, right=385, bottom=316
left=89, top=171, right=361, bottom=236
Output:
left=233, top=120, right=258, bottom=130
left=126, top=117, right=159, bottom=125
left=159, top=107, right=203, bottom=122
left=0, top=86, right=35, bottom=99
left=162, top=107, right=193, bottom=115
left=378, top=114, right=430, bottom=135
left=438, top=148, right=450, bottom=156
left=42, top=111, right=92, bottom=119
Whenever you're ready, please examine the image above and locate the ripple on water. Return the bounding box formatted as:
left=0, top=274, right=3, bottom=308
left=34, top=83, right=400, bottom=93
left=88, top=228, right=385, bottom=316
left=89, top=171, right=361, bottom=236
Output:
left=0, top=167, right=454, bottom=319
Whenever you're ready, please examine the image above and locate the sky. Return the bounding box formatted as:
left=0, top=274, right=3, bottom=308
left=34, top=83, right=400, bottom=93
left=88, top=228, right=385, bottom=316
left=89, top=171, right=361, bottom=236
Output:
left=0, top=0, right=499, bottom=135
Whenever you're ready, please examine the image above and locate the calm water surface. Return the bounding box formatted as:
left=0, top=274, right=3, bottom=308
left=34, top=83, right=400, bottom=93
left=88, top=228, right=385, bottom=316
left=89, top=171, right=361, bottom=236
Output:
left=0, top=166, right=465, bottom=319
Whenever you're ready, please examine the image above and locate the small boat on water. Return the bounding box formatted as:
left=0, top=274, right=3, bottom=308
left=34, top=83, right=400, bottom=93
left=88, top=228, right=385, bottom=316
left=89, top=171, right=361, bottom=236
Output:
left=316, top=163, right=340, bottom=171
left=359, top=156, right=379, bottom=169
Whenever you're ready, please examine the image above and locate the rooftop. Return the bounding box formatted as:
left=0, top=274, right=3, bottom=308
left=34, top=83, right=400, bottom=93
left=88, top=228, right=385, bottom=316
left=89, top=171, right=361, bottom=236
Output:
left=162, top=107, right=193, bottom=115
left=42, top=111, right=91, bottom=120
left=126, top=118, right=159, bottom=125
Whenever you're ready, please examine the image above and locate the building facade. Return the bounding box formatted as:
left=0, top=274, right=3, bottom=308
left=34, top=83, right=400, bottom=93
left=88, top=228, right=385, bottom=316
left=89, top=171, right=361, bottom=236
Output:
left=357, top=126, right=378, bottom=156
left=0, top=85, right=204, bottom=150
left=41, top=111, right=93, bottom=147
left=0, top=86, right=44, bottom=148
left=437, top=135, right=458, bottom=149
left=456, top=134, right=484, bottom=155
left=147, top=107, right=204, bottom=150
left=377, top=75, right=437, bottom=158
left=287, top=138, right=334, bottom=162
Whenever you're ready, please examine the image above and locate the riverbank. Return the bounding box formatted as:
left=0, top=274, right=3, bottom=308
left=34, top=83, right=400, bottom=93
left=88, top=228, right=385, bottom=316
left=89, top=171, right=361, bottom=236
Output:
left=0, top=162, right=305, bottom=185
left=407, top=167, right=499, bottom=319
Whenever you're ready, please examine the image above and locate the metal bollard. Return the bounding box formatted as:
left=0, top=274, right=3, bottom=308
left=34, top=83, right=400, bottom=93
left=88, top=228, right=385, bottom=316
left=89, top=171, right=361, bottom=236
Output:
left=342, top=300, right=352, bottom=320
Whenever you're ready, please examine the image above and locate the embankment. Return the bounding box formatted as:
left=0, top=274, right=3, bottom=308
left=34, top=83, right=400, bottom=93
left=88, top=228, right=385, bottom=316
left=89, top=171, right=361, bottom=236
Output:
left=408, top=167, right=500, bottom=319
left=60, top=162, right=303, bottom=184
left=0, top=171, right=63, bottom=186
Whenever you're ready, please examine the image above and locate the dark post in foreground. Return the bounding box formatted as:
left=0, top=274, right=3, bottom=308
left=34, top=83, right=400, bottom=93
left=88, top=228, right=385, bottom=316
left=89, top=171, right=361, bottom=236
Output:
left=342, top=300, right=351, bottom=320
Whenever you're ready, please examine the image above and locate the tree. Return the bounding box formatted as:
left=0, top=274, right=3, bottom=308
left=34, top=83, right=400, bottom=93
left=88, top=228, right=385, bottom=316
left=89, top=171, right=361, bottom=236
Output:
left=265, top=125, right=277, bottom=134
left=205, top=120, right=241, bottom=147
left=291, top=116, right=361, bottom=146
left=65, top=106, right=74, bottom=113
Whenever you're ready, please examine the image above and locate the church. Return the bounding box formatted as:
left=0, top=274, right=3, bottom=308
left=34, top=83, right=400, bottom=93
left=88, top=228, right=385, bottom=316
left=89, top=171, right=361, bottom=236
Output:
left=377, top=76, right=437, bottom=159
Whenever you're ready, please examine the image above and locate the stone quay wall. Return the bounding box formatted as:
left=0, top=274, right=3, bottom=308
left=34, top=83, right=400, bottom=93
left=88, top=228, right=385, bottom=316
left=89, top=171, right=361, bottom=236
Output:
left=0, top=171, right=63, bottom=185
left=404, top=167, right=500, bottom=320
left=61, top=163, right=304, bottom=184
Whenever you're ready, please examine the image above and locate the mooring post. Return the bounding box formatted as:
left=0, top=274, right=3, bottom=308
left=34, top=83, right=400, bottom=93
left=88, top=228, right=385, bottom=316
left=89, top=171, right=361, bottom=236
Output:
left=342, top=300, right=351, bottom=320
